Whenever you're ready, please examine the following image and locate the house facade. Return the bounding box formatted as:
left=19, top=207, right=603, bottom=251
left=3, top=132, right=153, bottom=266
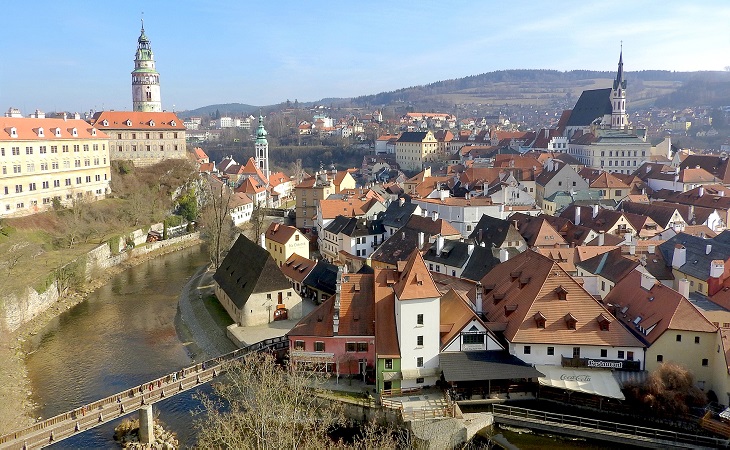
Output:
left=264, top=222, right=310, bottom=267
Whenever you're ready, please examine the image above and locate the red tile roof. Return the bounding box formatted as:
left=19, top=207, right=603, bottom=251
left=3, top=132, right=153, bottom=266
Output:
left=0, top=117, right=108, bottom=140
left=90, top=111, right=185, bottom=130
left=394, top=249, right=441, bottom=301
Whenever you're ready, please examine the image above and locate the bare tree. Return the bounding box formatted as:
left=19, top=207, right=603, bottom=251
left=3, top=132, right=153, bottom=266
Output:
left=199, top=175, right=236, bottom=269
left=242, top=200, right=267, bottom=242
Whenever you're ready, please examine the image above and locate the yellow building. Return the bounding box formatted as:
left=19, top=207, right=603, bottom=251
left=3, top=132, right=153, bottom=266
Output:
left=294, top=172, right=336, bottom=229
left=0, top=115, right=111, bottom=217
left=264, top=222, right=310, bottom=267
left=395, top=131, right=438, bottom=172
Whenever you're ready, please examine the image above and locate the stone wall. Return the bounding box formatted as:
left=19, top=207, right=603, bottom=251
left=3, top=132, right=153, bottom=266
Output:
left=0, top=231, right=200, bottom=333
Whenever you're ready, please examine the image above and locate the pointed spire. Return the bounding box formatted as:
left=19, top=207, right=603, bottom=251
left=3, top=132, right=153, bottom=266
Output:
left=613, top=43, right=625, bottom=90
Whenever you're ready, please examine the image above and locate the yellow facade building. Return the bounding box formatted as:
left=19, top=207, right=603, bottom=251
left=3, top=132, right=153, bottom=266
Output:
left=0, top=115, right=111, bottom=217
left=395, top=131, right=438, bottom=172
left=264, top=222, right=310, bottom=267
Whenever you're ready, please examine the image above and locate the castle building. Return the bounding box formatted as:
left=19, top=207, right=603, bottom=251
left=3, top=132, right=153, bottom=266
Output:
left=0, top=113, right=111, bottom=217
left=132, top=21, right=162, bottom=113
left=88, top=22, right=187, bottom=166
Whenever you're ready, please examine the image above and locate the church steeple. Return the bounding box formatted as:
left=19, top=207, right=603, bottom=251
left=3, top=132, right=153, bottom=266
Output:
left=611, top=45, right=627, bottom=130
left=254, top=114, right=270, bottom=181
left=132, top=19, right=162, bottom=112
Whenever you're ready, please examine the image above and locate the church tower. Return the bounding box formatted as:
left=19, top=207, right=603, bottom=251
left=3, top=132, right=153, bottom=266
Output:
left=132, top=20, right=162, bottom=112
left=255, top=115, right=270, bottom=180
left=611, top=48, right=627, bottom=130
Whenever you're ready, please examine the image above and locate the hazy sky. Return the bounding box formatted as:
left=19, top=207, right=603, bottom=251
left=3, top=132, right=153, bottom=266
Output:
left=1, top=1, right=729, bottom=113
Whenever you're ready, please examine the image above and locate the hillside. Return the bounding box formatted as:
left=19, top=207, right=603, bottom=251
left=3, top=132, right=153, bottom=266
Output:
left=180, top=103, right=259, bottom=118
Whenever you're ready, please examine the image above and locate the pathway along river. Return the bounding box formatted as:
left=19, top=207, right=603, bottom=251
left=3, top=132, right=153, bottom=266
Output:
left=24, top=245, right=213, bottom=448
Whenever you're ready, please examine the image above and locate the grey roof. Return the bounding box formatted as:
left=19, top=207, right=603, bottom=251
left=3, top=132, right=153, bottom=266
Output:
left=324, top=215, right=353, bottom=235
left=575, top=249, right=639, bottom=283
left=325, top=215, right=384, bottom=239
left=659, top=233, right=730, bottom=280
left=370, top=227, right=428, bottom=266
left=213, top=235, right=292, bottom=309
left=397, top=131, right=428, bottom=143
left=302, top=260, right=339, bottom=295
left=565, top=88, right=612, bottom=127
left=460, top=245, right=500, bottom=282
left=440, top=351, right=544, bottom=382
left=468, top=215, right=513, bottom=248
left=423, top=240, right=472, bottom=269
left=379, top=198, right=419, bottom=229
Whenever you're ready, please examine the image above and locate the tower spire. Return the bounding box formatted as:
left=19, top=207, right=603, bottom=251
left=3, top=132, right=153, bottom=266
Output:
left=611, top=44, right=627, bottom=130
left=131, top=20, right=161, bottom=112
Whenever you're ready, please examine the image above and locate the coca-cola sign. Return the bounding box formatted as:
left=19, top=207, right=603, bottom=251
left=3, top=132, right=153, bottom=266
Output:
left=560, top=374, right=591, bottom=382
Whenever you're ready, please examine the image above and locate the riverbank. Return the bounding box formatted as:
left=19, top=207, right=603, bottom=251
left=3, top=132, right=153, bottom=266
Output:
left=0, top=236, right=204, bottom=436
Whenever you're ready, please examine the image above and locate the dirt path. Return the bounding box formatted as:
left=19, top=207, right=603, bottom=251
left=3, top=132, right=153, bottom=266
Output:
left=0, top=237, right=204, bottom=436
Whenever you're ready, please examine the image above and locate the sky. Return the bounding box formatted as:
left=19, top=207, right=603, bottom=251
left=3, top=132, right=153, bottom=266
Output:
left=1, top=1, right=729, bottom=114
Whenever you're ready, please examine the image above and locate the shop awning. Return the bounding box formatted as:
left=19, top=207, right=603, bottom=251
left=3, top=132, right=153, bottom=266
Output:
left=441, top=351, right=544, bottom=382
left=536, top=365, right=625, bottom=400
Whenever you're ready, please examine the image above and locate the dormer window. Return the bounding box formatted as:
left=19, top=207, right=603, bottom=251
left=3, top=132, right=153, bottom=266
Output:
left=91, top=128, right=97, bottom=136
left=102, top=120, right=109, bottom=126
left=126, top=120, right=132, bottom=126
left=71, top=128, right=78, bottom=137
left=9, top=127, right=17, bottom=138
left=493, top=292, right=505, bottom=304
left=510, top=270, right=522, bottom=281
left=534, top=311, right=546, bottom=329
left=504, top=304, right=518, bottom=316
left=597, top=313, right=611, bottom=331
left=519, top=276, right=531, bottom=288
left=37, top=127, right=44, bottom=137
left=149, top=120, right=155, bottom=127
left=564, top=313, right=577, bottom=330
left=170, top=120, right=176, bottom=127
left=54, top=127, right=62, bottom=137
left=555, top=286, right=568, bottom=300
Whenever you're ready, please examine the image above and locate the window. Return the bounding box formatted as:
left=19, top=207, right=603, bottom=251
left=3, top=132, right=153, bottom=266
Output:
left=524, top=345, right=531, bottom=354
left=462, top=333, right=484, bottom=346
left=357, top=342, right=368, bottom=352
left=385, top=359, right=393, bottom=369
left=572, top=347, right=580, bottom=358
left=346, top=342, right=356, bottom=352
left=657, top=355, right=663, bottom=362
left=53, top=180, right=60, bottom=188
left=617, top=350, right=625, bottom=359
left=417, top=314, right=424, bottom=325
left=702, top=358, right=709, bottom=366
left=314, top=341, right=325, bottom=352
left=676, top=334, right=682, bottom=342
left=15, top=185, right=22, bottom=193
left=73, top=145, right=79, bottom=152
left=627, top=351, right=634, bottom=361
left=695, top=336, right=700, bottom=344
left=600, top=349, right=608, bottom=357
left=416, top=357, right=423, bottom=367
left=416, top=377, right=424, bottom=384
left=416, top=335, right=423, bottom=347
left=25, top=146, right=33, bottom=155
left=3, top=187, right=6, bottom=195
left=547, top=346, right=554, bottom=355
left=42, top=181, right=49, bottom=189
left=294, top=340, right=305, bottom=350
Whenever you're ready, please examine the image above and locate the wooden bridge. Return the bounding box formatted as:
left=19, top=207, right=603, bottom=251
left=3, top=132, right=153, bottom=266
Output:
left=492, top=404, right=730, bottom=449
left=0, top=336, right=289, bottom=449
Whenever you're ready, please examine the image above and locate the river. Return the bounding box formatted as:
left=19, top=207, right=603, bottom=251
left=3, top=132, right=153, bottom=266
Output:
left=25, top=245, right=213, bottom=448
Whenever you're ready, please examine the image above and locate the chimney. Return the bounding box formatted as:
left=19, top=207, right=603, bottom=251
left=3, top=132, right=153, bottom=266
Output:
left=475, top=281, right=483, bottom=314
left=399, top=197, right=405, bottom=206
left=260, top=233, right=266, bottom=249
left=432, top=211, right=439, bottom=221
left=499, top=248, right=510, bottom=263
left=422, top=209, right=427, bottom=217
left=706, top=244, right=712, bottom=255
left=672, top=244, right=687, bottom=269
left=418, top=231, right=425, bottom=249
left=575, top=206, right=581, bottom=225
left=592, top=204, right=599, bottom=218
left=598, top=231, right=605, bottom=246
left=699, top=186, right=705, bottom=197
left=640, top=272, right=657, bottom=291
left=439, top=189, right=449, bottom=201
left=677, top=278, right=690, bottom=299
left=436, top=235, right=445, bottom=256
left=467, top=242, right=475, bottom=256
left=710, top=260, right=725, bottom=279
left=333, top=266, right=343, bottom=335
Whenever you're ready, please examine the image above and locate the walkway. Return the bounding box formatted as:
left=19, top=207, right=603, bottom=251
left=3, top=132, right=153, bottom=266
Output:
left=491, top=404, right=729, bottom=449
left=0, top=337, right=289, bottom=450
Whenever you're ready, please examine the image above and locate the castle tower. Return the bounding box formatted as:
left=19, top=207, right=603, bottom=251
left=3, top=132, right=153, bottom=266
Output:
left=132, top=20, right=162, bottom=112
left=255, top=114, right=270, bottom=180
left=611, top=47, right=627, bottom=130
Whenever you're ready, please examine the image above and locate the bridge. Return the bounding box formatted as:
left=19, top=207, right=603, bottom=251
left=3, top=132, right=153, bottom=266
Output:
left=0, top=336, right=289, bottom=450
left=491, top=404, right=729, bottom=449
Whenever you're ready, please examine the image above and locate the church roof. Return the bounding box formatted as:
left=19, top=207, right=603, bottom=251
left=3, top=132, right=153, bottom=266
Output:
left=565, top=88, right=612, bottom=127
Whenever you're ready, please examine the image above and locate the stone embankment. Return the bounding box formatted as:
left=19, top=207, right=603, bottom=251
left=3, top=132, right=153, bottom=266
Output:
left=0, top=232, right=203, bottom=436
left=115, top=418, right=179, bottom=449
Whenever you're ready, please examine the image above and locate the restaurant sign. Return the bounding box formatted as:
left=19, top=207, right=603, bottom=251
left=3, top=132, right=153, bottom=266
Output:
left=587, top=359, right=624, bottom=369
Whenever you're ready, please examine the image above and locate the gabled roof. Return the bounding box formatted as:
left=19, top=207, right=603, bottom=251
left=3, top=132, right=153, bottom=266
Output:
left=90, top=111, right=185, bottom=130
left=477, top=250, right=644, bottom=348
left=379, top=198, right=419, bottom=229
left=515, top=215, right=566, bottom=248
left=394, top=249, right=441, bottom=301
left=565, top=88, right=612, bottom=127
left=240, top=157, right=269, bottom=183
left=235, top=176, right=266, bottom=194
left=679, top=154, right=730, bottom=183
left=303, top=260, right=339, bottom=295
left=0, top=116, right=108, bottom=140
left=374, top=268, right=400, bottom=358
left=265, top=222, right=303, bottom=245
left=280, top=254, right=316, bottom=283
left=439, top=289, right=493, bottom=350
left=604, top=271, right=717, bottom=345
left=618, top=201, right=684, bottom=229
left=423, top=239, right=472, bottom=268
left=576, top=249, right=639, bottom=284
left=468, top=215, right=517, bottom=248
left=659, top=233, right=730, bottom=281
left=319, top=197, right=380, bottom=219
left=213, top=235, right=292, bottom=309
left=396, top=131, right=429, bottom=143
left=459, top=245, right=501, bottom=281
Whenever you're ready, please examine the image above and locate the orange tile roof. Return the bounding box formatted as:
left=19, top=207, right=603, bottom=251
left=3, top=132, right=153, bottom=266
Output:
left=280, top=254, right=316, bottom=283
left=604, top=271, right=717, bottom=344
left=478, top=251, right=644, bottom=348
left=589, top=172, right=630, bottom=189
left=235, top=177, right=266, bottom=194
left=394, top=249, right=441, bottom=301
left=318, top=197, right=378, bottom=219
left=198, top=162, right=215, bottom=172
left=241, top=157, right=268, bottom=182
left=265, top=222, right=303, bottom=245
left=268, top=172, right=290, bottom=187
left=439, top=289, right=488, bottom=350
left=90, top=111, right=185, bottom=130
left=228, top=192, right=252, bottom=208
left=0, top=117, right=108, bottom=140
left=193, top=147, right=208, bottom=160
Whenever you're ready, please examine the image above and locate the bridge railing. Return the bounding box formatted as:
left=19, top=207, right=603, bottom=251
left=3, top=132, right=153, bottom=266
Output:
left=0, top=336, right=289, bottom=446
left=492, top=404, right=729, bottom=448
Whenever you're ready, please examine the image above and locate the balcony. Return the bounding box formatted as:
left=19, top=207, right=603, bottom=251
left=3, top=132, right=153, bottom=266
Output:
left=561, top=356, right=640, bottom=371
